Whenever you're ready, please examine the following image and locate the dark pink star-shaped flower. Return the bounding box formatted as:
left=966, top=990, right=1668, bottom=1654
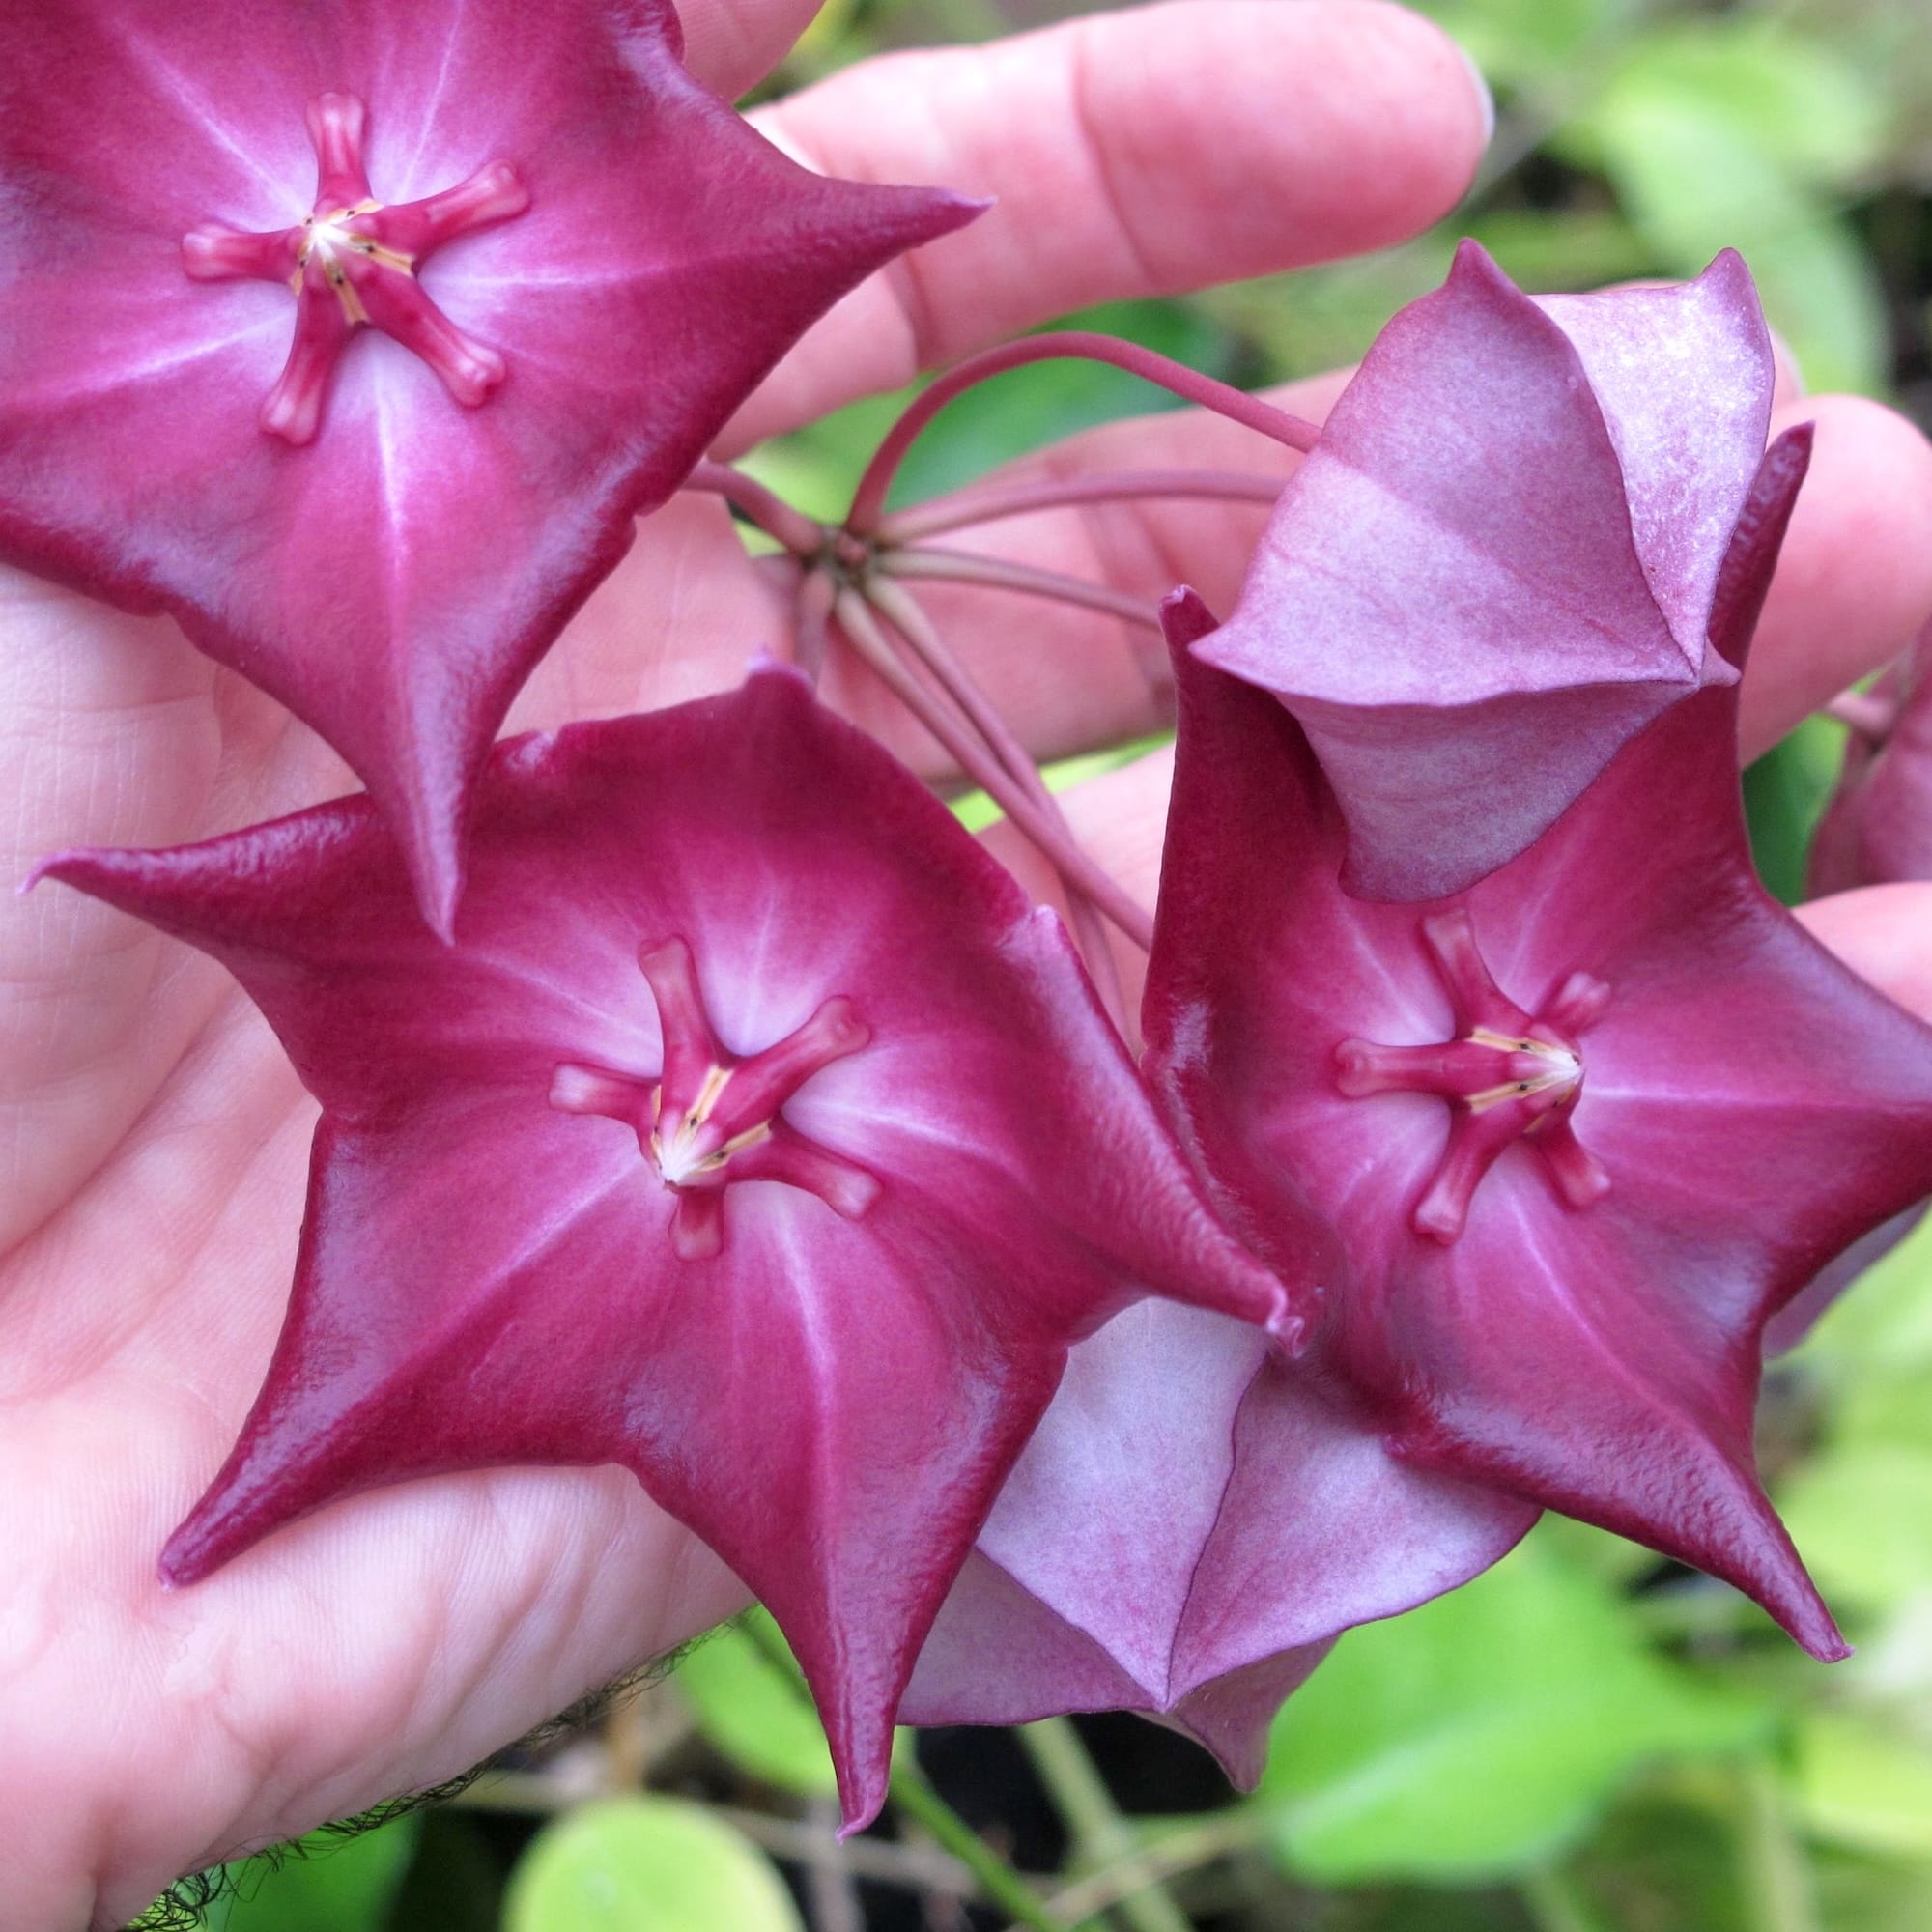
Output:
left=0, top=0, right=978, bottom=930
left=37, top=662, right=1293, bottom=1826
left=1146, top=588, right=1932, bottom=1658
left=1200, top=242, right=1805, bottom=900
left=903, top=1294, right=1532, bottom=1781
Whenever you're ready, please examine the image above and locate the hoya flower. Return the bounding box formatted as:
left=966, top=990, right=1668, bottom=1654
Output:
left=1810, top=622, right=1932, bottom=895
left=36, top=662, right=1292, bottom=1827
left=1200, top=241, right=1806, bottom=900
left=903, top=1295, right=1533, bottom=1781
left=0, top=0, right=977, bottom=931
left=1146, top=588, right=1932, bottom=1658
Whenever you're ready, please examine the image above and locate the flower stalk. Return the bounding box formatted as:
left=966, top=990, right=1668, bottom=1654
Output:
left=844, top=332, right=1321, bottom=534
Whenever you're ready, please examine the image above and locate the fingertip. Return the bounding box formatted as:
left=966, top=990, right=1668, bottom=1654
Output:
left=1799, top=882, right=1932, bottom=1021
left=677, top=0, right=823, bottom=99
left=1741, top=393, right=1932, bottom=758
left=1242, top=0, right=1497, bottom=256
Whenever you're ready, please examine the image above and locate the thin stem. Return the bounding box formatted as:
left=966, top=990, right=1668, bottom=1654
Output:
left=1519, top=1865, right=1608, bottom=1932
left=880, top=548, right=1163, bottom=632
left=734, top=1612, right=1066, bottom=1931
left=891, top=1742, right=1069, bottom=1932
left=1037, top=1813, right=1259, bottom=1927
left=684, top=460, right=827, bottom=556
left=846, top=333, right=1320, bottom=534
left=1736, top=1754, right=1820, bottom=1932
left=792, top=563, right=837, bottom=685
left=806, top=1796, right=867, bottom=1932
left=864, top=578, right=1134, bottom=1037
left=835, top=590, right=1155, bottom=952
left=1020, top=1719, right=1191, bottom=1932
left=877, top=469, right=1285, bottom=546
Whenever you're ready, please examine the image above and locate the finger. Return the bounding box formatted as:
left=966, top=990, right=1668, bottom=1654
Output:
left=1799, top=883, right=1932, bottom=1022
left=723, top=0, right=1491, bottom=448
left=818, top=366, right=1925, bottom=774
left=1740, top=396, right=1932, bottom=759
left=0, top=569, right=340, bottom=1253
left=980, top=743, right=1175, bottom=1016
left=679, top=0, right=824, bottom=100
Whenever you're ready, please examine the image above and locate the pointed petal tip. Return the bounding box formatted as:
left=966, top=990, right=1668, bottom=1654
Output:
left=398, top=826, right=465, bottom=945
left=831, top=1751, right=892, bottom=1841
left=1160, top=583, right=1220, bottom=650
left=1783, top=1588, right=1851, bottom=1663
left=1699, top=245, right=1757, bottom=296
left=17, top=852, right=71, bottom=897
left=21, top=847, right=128, bottom=904
left=1447, top=234, right=1508, bottom=287
left=156, top=1517, right=223, bottom=1590
left=924, top=187, right=995, bottom=231
left=745, top=648, right=813, bottom=694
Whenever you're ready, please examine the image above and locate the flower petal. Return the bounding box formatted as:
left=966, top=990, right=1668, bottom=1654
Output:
left=1198, top=243, right=1781, bottom=900
left=0, top=0, right=980, bottom=928
left=39, top=662, right=1293, bottom=1825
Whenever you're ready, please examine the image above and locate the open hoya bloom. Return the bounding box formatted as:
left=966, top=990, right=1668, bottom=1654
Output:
left=36, top=663, right=1293, bottom=1830
left=1200, top=241, right=1806, bottom=900
left=903, top=1296, right=1534, bottom=1780
left=0, top=0, right=978, bottom=932
left=1144, top=590, right=1932, bottom=1660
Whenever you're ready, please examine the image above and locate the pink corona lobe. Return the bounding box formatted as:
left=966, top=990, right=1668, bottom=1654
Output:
left=1336, top=909, right=1610, bottom=1242
left=550, top=937, right=879, bottom=1260
left=182, top=91, right=528, bottom=444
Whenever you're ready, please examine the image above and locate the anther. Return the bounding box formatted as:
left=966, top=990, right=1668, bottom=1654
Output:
left=1336, top=908, right=1610, bottom=1243
left=180, top=94, right=528, bottom=444
left=551, top=937, right=878, bottom=1259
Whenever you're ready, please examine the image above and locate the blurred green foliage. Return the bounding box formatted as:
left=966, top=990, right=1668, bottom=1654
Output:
left=142, top=0, right=1932, bottom=1926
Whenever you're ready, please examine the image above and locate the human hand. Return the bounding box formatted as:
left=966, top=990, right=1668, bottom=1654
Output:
left=0, top=3, right=1494, bottom=1922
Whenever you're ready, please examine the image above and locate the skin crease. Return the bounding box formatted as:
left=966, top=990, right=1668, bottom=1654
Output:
left=0, top=1, right=1926, bottom=1922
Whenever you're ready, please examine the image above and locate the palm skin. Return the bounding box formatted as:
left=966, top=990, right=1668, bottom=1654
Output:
left=3, top=4, right=1930, bottom=1926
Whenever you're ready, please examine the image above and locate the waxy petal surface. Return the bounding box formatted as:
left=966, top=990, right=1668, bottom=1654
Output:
left=1199, top=243, right=1778, bottom=898
left=902, top=1298, right=1531, bottom=1779
left=40, top=665, right=1289, bottom=1828
left=1148, top=591, right=1932, bottom=1658
left=0, top=0, right=979, bottom=929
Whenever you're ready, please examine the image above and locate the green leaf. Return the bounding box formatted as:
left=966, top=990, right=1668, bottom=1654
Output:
left=1790, top=1208, right=1932, bottom=1381
left=1407, top=0, right=1629, bottom=89
left=1744, top=717, right=1849, bottom=906
left=1798, top=1713, right=1932, bottom=1857
left=1599, top=23, right=1885, bottom=185
left=676, top=1614, right=838, bottom=1798
left=1571, top=69, right=1887, bottom=393
left=204, top=1816, right=420, bottom=1932
left=1778, top=1444, right=1932, bottom=1613
left=1815, top=1844, right=1932, bottom=1932
left=505, top=1796, right=804, bottom=1932
left=1253, top=1531, right=1769, bottom=1883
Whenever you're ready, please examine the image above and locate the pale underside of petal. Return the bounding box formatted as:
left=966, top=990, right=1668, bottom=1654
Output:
left=1195, top=243, right=1727, bottom=898
left=1204, top=241, right=1686, bottom=712
left=1537, top=251, right=1773, bottom=659
left=904, top=1299, right=1528, bottom=1748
